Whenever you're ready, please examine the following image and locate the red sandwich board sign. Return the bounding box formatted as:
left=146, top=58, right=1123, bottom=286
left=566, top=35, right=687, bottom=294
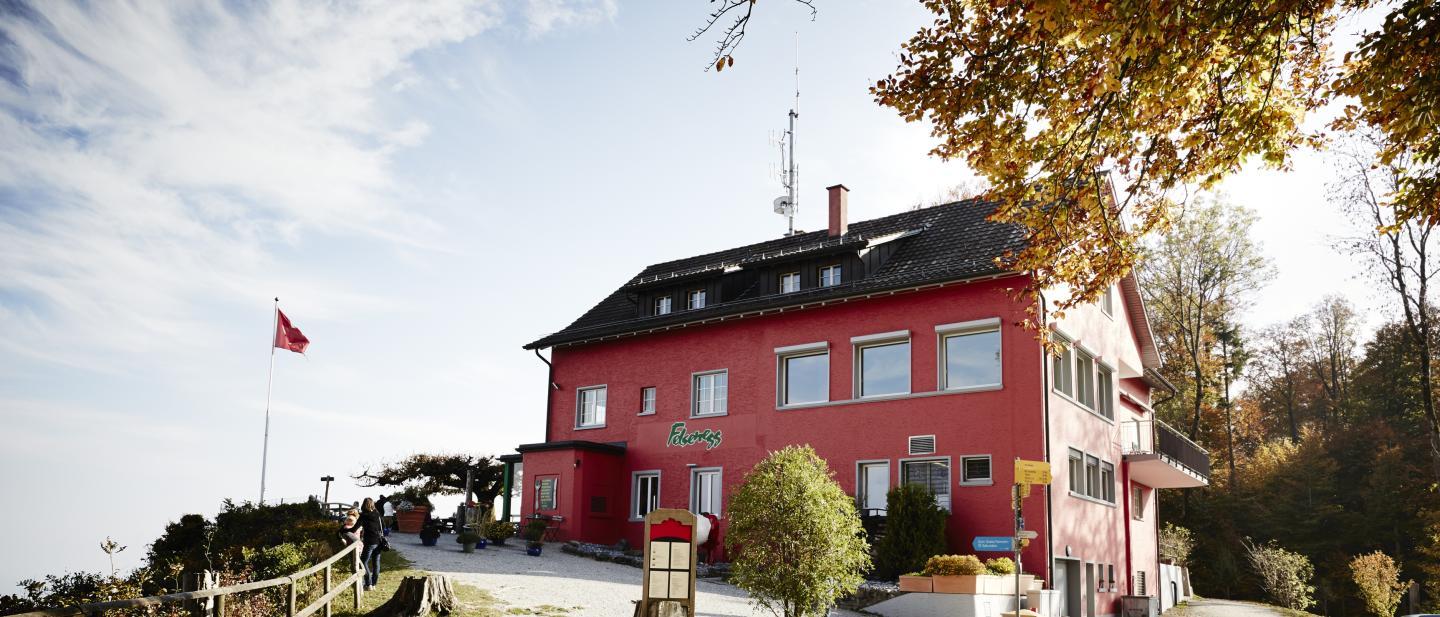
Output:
left=637, top=508, right=697, bottom=617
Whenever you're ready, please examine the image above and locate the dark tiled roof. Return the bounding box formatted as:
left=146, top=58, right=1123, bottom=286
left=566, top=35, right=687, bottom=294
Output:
left=525, top=199, right=1026, bottom=349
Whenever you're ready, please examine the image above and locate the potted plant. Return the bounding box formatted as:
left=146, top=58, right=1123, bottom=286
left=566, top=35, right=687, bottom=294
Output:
left=456, top=530, right=483, bottom=553
left=393, top=497, right=432, bottom=534
left=484, top=519, right=514, bottom=546
left=419, top=520, right=441, bottom=547
left=925, top=554, right=987, bottom=594
left=898, top=571, right=933, bottom=593
left=523, top=520, right=547, bottom=556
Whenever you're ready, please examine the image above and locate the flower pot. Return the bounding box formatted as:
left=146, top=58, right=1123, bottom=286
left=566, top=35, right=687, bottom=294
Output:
left=461, top=542, right=475, bottom=553
left=477, top=539, right=488, bottom=549
left=898, top=575, right=933, bottom=593
left=394, top=506, right=430, bottom=533
left=526, top=545, right=543, bottom=556
left=420, top=536, right=438, bottom=547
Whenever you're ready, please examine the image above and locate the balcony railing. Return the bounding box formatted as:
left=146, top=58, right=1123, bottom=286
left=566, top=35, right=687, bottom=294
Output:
left=1121, top=419, right=1211, bottom=482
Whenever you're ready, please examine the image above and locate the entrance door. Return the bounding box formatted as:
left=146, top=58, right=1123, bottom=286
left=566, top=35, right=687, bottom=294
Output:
left=858, top=462, right=889, bottom=515
left=1054, top=561, right=1069, bottom=617
left=1056, top=558, right=1083, bottom=617
left=1085, top=562, right=1097, bottom=617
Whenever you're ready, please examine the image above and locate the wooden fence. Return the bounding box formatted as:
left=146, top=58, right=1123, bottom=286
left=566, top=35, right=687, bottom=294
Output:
left=14, top=541, right=366, bottom=617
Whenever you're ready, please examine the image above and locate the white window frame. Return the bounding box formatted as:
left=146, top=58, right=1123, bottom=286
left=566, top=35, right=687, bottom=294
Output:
left=1131, top=484, right=1145, bottom=520
left=1096, top=363, right=1115, bottom=420
left=654, top=295, right=672, bottom=315
left=819, top=264, right=842, bottom=287
left=575, top=385, right=607, bottom=429
left=639, top=386, right=656, bottom=416
left=535, top=476, right=557, bottom=511
left=936, top=318, right=1003, bottom=392
left=1075, top=349, right=1097, bottom=409
left=899, top=456, right=952, bottom=511
left=1052, top=337, right=1074, bottom=397
left=1101, top=285, right=1115, bottom=317
left=1100, top=461, right=1116, bottom=503
left=855, top=459, right=890, bottom=514
left=780, top=272, right=801, bottom=293
left=689, top=467, right=723, bottom=516
left=853, top=331, right=912, bottom=399
left=691, top=370, right=729, bottom=418
left=631, top=470, right=661, bottom=521
left=776, top=341, right=830, bottom=407
left=959, top=454, right=993, bottom=486
left=1068, top=448, right=1084, bottom=493
left=688, top=289, right=706, bottom=310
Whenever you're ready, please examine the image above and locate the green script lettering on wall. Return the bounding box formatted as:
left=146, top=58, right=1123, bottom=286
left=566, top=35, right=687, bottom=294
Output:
left=666, top=422, right=722, bottom=450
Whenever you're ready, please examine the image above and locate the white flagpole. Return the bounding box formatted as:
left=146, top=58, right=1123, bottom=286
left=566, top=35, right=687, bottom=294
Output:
left=260, top=297, right=278, bottom=505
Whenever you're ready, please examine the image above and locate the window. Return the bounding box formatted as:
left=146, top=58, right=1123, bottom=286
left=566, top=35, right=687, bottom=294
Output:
left=1101, top=285, right=1115, bottom=316
left=1107, top=564, right=1116, bottom=592
left=535, top=476, right=556, bottom=511
left=940, top=325, right=1002, bottom=390
left=640, top=386, right=656, bottom=415
left=1085, top=454, right=1100, bottom=498
left=654, top=295, right=672, bottom=315
left=856, top=336, right=911, bottom=397
left=1097, top=365, right=1115, bottom=419
left=1075, top=350, right=1096, bottom=409
left=819, top=264, right=842, bottom=287
left=902, top=458, right=951, bottom=510
left=690, top=468, right=722, bottom=516
left=688, top=289, right=706, bottom=310
left=780, top=349, right=829, bottom=406
left=1132, top=485, right=1145, bottom=520
left=960, top=455, right=992, bottom=485
left=576, top=386, right=607, bottom=428
left=1052, top=340, right=1074, bottom=396
left=692, top=370, right=728, bottom=417
left=857, top=462, right=889, bottom=514
left=1070, top=450, right=1116, bottom=504
left=632, top=471, right=660, bottom=520
left=780, top=272, right=801, bottom=293
left=1100, top=461, right=1116, bottom=503
left=1068, top=448, right=1084, bottom=492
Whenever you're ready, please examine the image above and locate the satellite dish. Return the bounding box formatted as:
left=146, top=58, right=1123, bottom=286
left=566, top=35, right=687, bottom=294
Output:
left=773, top=196, right=794, bottom=216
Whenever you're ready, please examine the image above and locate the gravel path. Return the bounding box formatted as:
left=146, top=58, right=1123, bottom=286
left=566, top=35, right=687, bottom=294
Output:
left=1175, top=598, right=1289, bottom=616
left=391, top=533, right=864, bottom=617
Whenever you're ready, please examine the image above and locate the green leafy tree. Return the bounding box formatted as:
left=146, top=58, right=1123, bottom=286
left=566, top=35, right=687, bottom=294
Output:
left=725, top=445, right=871, bottom=617
left=353, top=453, right=503, bottom=509
left=873, top=483, right=948, bottom=580
left=1350, top=551, right=1410, bottom=617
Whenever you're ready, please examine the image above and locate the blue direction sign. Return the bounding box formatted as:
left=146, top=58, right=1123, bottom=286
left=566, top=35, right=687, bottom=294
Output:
left=972, top=536, right=1014, bottom=552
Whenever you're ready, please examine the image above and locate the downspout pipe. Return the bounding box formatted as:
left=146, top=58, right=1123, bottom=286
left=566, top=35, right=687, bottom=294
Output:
left=535, top=348, right=557, bottom=443
left=1038, top=287, right=1055, bottom=589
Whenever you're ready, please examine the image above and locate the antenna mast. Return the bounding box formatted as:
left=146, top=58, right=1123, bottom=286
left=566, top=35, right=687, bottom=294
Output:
left=772, top=33, right=800, bottom=236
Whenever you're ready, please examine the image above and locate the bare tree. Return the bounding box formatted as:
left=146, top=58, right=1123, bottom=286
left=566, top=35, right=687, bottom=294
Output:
left=1250, top=319, right=1309, bottom=440
left=1302, top=296, right=1360, bottom=431
left=1334, top=133, right=1440, bottom=483
left=689, top=0, right=815, bottom=72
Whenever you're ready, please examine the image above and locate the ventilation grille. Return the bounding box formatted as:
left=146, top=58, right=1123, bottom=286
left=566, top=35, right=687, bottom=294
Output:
left=908, top=435, right=936, bottom=455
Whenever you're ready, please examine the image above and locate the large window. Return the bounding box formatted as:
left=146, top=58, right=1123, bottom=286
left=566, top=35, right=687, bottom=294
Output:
left=1097, top=365, right=1115, bottom=419
left=692, top=370, right=728, bottom=417
left=857, top=461, right=889, bottom=514
left=1069, top=448, right=1116, bottom=504
left=576, top=386, right=607, bottom=428
left=939, top=323, right=1002, bottom=390
left=535, top=476, right=557, bottom=511
left=1068, top=448, right=1084, bottom=493
left=960, top=455, right=992, bottom=485
left=1075, top=350, right=1096, bottom=408
left=856, top=336, right=911, bottom=397
left=819, top=264, right=842, bottom=287
left=780, top=349, right=829, bottom=406
left=632, top=471, right=660, bottom=520
left=1052, top=340, right=1074, bottom=396
left=654, top=295, right=672, bottom=315
left=688, top=289, right=706, bottom=310
left=902, top=458, right=951, bottom=511
left=780, top=272, right=801, bottom=293
left=640, top=386, right=656, bottom=415
left=690, top=468, right=722, bottom=516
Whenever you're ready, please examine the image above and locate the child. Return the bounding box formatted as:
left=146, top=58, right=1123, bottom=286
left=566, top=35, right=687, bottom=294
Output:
left=340, top=509, right=361, bottom=545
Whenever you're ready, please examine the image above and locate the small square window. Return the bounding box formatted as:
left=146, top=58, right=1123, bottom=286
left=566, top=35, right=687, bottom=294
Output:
left=640, top=386, right=656, bottom=415
left=692, top=370, right=728, bottom=417
left=688, top=289, right=706, bottom=310
left=819, top=265, right=842, bottom=287
left=960, top=455, right=992, bottom=485
left=780, top=272, right=801, bottom=293
left=654, top=296, right=672, bottom=315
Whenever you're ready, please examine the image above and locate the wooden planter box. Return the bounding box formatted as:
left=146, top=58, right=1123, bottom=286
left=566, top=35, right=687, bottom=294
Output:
left=932, top=574, right=1037, bottom=595
left=395, top=506, right=430, bottom=533
left=898, top=575, right=933, bottom=593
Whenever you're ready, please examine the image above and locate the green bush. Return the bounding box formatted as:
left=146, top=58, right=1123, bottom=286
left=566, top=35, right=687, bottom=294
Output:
left=1160, top=523, right=1195, bottom=566
left=1243, top=539, right=1316, bottom=611
left=873, top=484, right=948, bottom=580
left=923, top=555, right=986, bottom=576
left=456, top=531, right=483, bottom=545
left=1350, top=551, right=1409, bottom=617
left=522, top=520, right=548, bottom=543
left=726, top=445, right=872, bottom=617
left=484, top=520, right=515, bottom=545
left=985, top=557, right=1017, bottom=575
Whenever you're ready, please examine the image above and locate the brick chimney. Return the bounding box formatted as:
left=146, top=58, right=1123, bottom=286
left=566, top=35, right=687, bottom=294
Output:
left=827, top=184, right=849, bottom=237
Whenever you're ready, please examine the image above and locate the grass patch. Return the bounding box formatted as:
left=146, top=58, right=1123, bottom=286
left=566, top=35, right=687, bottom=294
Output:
left=332, top=550, right=504, bottom=617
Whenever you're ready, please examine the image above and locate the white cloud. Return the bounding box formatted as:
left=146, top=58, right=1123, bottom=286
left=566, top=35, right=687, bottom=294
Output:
left=522, top=0, right=617, bottom=36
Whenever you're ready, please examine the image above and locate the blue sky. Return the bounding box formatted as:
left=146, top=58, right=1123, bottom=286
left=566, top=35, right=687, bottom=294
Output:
left=0, top=0, right=1387, bottom=589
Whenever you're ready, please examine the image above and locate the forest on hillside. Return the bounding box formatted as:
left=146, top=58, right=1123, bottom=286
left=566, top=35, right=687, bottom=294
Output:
left=1145, top=138, right=1440, bottom=616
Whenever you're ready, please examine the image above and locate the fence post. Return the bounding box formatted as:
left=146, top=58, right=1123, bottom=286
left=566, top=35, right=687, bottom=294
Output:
left=352, top=543, right=363, bottom=610
left=287, top=577, right=297, bottom=617
left=215, top=593, right=226, bottom=617
left=323, top=564, right=332, bottom=617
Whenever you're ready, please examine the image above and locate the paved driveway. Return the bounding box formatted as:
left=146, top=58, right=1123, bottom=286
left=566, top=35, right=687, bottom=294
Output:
left=1174, top=598, right=1288, bottom=616
left=392, top=534, right=864, bottom=617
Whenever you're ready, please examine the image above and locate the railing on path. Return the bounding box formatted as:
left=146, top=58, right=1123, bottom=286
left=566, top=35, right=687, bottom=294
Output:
left=14, top=541, right=365, bottom=617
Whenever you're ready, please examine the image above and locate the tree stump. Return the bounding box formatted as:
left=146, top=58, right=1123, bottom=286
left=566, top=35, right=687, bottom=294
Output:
left=365, top=575, right=456, bottom=617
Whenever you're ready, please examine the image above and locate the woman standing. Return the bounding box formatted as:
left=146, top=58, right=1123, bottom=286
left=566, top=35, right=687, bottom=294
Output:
left=341, top=497, right=384, bottom=590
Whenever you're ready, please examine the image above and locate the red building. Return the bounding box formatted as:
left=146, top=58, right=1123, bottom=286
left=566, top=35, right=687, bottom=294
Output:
left=506, top=185, right=1209, bottom=616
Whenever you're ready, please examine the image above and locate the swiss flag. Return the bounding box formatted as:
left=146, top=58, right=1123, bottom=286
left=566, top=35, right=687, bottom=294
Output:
left=274, top=309, right=310, bottom=354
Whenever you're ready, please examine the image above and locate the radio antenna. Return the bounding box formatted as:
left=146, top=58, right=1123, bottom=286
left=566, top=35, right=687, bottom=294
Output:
left=771, top=33, right=800, bottom=236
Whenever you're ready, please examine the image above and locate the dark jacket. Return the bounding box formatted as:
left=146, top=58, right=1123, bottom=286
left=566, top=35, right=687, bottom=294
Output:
left=344, top=510, right=384, bottom=546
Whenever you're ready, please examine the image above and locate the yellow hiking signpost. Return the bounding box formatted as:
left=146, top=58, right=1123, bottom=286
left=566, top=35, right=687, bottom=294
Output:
left=1012, top=458, right=1051, bottom=616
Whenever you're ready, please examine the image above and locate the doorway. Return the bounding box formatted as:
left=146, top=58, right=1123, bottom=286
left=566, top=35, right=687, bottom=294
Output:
left=1085, top=562, right=1097, bottom=617
left=1055, top=557, right=1083, bottom=617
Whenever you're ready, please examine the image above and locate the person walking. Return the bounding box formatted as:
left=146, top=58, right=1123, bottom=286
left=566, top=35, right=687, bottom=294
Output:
left=341, top=497, right=385, bottom=590
left=379, top=494, right=395, bottom=535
